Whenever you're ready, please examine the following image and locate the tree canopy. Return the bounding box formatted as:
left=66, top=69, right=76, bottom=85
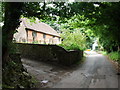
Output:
left=2, top=2, right=120, bottom=61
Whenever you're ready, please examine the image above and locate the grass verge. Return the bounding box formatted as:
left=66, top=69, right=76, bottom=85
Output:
left=108, top=52, right=120, bottom=62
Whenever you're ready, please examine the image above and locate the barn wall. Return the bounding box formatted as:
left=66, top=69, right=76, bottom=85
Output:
left=27, top=30, right=61, bottom=44
left=14, top=21, right=27, bottom=42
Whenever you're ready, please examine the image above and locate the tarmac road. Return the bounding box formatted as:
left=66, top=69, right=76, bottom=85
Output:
left=53, top=51, right=119, bottom=88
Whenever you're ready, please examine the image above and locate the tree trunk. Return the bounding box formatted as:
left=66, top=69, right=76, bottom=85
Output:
left=2, top=2, right=24, bottom=67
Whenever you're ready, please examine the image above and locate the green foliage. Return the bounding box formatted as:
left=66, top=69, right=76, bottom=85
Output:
left=60, top=29, right=86, bottom=50
left=32, top=41, right=39, bottom=44
left=108, top=52, right=120, bottom=62
left=59, top=14, right=95, bottom=49
left=99, top=51, right=107, bottom=55
left=88, top=2, right=120, bottom=52
left=3, top=2, right=120, bottom=52
left=2, top=59, right=35, bottom=89
left=40, top=17, right=61, bottom=32
left=0, top=2, right=3, bottom=22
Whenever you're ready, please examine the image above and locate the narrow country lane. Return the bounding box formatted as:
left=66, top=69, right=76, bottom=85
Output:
left=53, top=51, right=119, bottom=88
left=22, top=51, right=119, bottom=88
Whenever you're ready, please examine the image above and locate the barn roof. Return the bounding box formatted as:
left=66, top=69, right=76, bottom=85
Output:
left=21, top=18, right=60, bottom=37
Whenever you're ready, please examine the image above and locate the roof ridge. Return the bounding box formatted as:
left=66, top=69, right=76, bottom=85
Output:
left=20, top=18, right=60, bottom=37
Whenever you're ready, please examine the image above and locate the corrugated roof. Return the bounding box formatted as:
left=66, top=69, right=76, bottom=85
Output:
left=21, top=18, right=60, bottom=37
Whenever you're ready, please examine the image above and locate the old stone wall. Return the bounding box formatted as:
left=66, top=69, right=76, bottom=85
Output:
left=16, top=43, right=83, bottom=66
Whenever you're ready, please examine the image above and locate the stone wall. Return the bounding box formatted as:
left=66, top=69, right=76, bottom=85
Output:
left=16, top=43, right=83, bottom=66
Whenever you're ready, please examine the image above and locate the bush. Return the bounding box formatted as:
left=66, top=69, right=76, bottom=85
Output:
left=32, top=41, right=39, bottom=44
left=99, top=51, right=107, bottom=55
left=59, top=29, right=86, bottom=50
left=108, top=52, right=120, bottom=62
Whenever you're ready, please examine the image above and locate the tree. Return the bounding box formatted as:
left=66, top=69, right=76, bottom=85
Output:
left=2, top=2, right=51, bottom=64
left=60, top=29, right=86, bottom=50
left=2, top=2, right=24, bottom=65
left=88, top=2, right=120, bottom=52
left=60, top=14, right=96, bottom=49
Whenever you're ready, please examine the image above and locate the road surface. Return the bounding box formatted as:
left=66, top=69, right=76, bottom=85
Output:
left=53, top=51, right=119, bottom=88
left=22, top=51, right=119, bottom=88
